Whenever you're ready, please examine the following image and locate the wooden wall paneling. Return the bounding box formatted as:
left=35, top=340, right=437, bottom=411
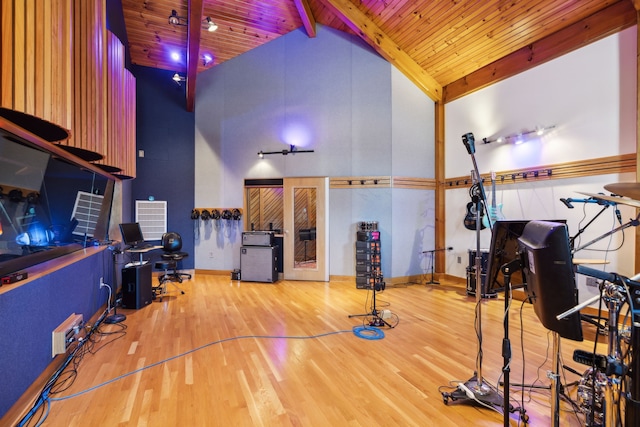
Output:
left=25, top=0, right=35, bottom=114
left=40, top=0, right=51, bottom=120
left=0, top=0, right=73, bottom=134
left=0, top=1, right=14, bottom=107
left=34, top=0, right=44, bottom=119
left=57, top=0, right=73, bottom=133
left=13, top=1, right=25, bottom=111
left=107, top=32, right=122, bottom=170
left=125, top=69, right=136, bottom=178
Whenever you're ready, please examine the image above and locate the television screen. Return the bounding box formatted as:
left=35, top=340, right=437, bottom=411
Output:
left=518, top=220, right=583, bottom=341
left=119, top=222, right=144, bottom=247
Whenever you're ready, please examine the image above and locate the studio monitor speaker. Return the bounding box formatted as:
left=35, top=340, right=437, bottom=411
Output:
left=121, top=263, right=153, bottom=309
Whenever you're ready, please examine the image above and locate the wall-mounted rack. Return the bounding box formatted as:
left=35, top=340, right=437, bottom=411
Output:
left=443, top=154, right=635, bottom=189
left=192, top=208, right=243, bottom=220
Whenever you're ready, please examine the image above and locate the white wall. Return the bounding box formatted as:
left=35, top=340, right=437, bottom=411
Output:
left=194, top=25, right=436, bottom=278
left=444, top=27, right=637, bottom=303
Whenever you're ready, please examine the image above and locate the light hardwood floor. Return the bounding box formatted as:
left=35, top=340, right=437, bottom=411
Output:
left=13, top=274, right=610, bottom=426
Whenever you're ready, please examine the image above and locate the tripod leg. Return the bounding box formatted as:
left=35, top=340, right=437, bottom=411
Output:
left=426, top=251, right=439, bottom=284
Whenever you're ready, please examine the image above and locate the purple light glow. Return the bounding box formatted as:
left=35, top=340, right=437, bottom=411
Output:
left=170, top=51, right=181, bottom=62
left=281, top=121, right=312, bottom=148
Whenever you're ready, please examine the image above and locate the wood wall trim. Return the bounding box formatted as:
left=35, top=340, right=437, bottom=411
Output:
left=392, top=177, right=436, bottom=190
left=330, top=176, right=392, bottom=188
left=329, top=176, right=437, bottom=190
left=443, top=1, right=637, bottom=103
left=443, top=153, right=636, bottom=189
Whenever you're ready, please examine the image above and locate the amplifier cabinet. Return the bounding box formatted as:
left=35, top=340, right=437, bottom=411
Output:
left=240, top=246, right=278, bottom=283
left=242, top=231, right=275, bottom=247
left=121, top=263, right=153, bottom=309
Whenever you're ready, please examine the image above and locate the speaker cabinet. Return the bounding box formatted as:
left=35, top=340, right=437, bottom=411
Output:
left=240, top=246, right=278, bottom=283
left=121, top=263, right=153, bottom=309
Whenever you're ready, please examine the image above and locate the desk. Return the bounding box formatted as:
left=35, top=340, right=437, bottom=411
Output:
left=126, top=245, right=163, bottom=265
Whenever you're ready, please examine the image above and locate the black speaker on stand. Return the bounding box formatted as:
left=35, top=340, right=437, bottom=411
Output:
left=121, top=263, right=153, bottom=309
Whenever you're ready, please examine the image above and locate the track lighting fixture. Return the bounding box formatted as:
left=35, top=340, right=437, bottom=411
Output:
left=205, top=17, right=218, bottom=32
left=481, top=125, right=555, bottom=145
left=168, top=10, right=218, bottom=32
left=168, top=10, right=187, bottom=27
left=257, top=144, right=314, bottom=158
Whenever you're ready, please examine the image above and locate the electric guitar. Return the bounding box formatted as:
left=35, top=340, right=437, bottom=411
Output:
left=482, top=171, right=505, bottom=229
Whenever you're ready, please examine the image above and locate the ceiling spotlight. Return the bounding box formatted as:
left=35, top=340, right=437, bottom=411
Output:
left=172, top=73, right=186, bottom=84
left=205, top=17, right=218, bottom=32
left=202, top=53, right=213, bottom=66
left=168, top=10, right=187, bottom=27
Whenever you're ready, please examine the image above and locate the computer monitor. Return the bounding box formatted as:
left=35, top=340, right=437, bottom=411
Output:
left=517, top=220, right=583, bottom=342
left=119, top=222, right=144, bottom=247
left=485, top=220, right=530, bottom=294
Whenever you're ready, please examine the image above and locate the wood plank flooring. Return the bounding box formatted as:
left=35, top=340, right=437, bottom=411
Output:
left=13, top=274, right=611, bottom=426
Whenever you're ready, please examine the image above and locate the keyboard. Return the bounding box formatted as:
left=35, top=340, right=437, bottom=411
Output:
left=125, top=260, right=149, bottom=268
left=132, top=243, right=153, bottom=250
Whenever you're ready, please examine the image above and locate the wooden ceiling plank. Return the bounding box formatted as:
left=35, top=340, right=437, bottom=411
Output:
left=420, top=0, right=617, bottom=85
left=443, top=0, right=636, bottom=103
left=409, top=0, right=551, bottom=67
left=433, top=0, right=626, bottom=82
left=293, top=0, right=317, bottom=38
left=422, top=0, right=571, bottom=82
left=316, top=0, right=442, bottom=102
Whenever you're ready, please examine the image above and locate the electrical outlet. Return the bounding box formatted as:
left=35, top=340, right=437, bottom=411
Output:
left=586, top=277, right=598, bottom=288
left=457, top=256, right=462, bottom=264
left=209, top=251, right=214, bottom=258
left=99, top=277, right=106, bottom=288
left=52, top=313, right=83, bottom=357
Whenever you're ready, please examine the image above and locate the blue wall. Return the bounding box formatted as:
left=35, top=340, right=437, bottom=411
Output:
left=129, top=66, right=196, bottom=269
left=0, top=249, right=114, bottom=418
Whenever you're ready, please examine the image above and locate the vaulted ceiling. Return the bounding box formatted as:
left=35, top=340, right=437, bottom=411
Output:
left=121, top=0, right=637, bottom=110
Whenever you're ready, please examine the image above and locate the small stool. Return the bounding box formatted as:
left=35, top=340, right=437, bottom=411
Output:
left=154, top=259, right=185, bottom=300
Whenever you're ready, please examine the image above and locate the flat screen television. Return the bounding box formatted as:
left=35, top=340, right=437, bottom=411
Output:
left=517, top=220, right=583, bottom=341
left=119, top=222, right=144, bottom=247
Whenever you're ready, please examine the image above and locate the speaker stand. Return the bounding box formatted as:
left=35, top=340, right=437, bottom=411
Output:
left=105, top=248, right=126, bottom=324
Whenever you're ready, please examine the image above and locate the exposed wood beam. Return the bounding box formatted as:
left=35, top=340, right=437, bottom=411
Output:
left=434, top=101, right=446, bottom=273
left=316, top=0, right=442, bottom=102
left=186, top=0, right=205, bottom=112
left=634, top=0, right=640, bottom=275
left=293, top=0, right=317, bottom=38
left=444, top=1, right=636, bottom=103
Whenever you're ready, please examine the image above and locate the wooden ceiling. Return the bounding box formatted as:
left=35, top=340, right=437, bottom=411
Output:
left=121, top=0, right=637, bottom=109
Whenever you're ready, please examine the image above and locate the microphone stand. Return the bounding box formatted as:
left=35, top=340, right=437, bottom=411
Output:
left=422, top=247, right=452, bottom=285
left=442, top=132, right=505, bottom=413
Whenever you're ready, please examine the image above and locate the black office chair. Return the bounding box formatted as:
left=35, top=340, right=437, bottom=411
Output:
left=159, top=231, right=191, bottom=282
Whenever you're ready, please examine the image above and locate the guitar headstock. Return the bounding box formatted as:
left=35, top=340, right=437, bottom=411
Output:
left=462, top=133, right=475, bottom=155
